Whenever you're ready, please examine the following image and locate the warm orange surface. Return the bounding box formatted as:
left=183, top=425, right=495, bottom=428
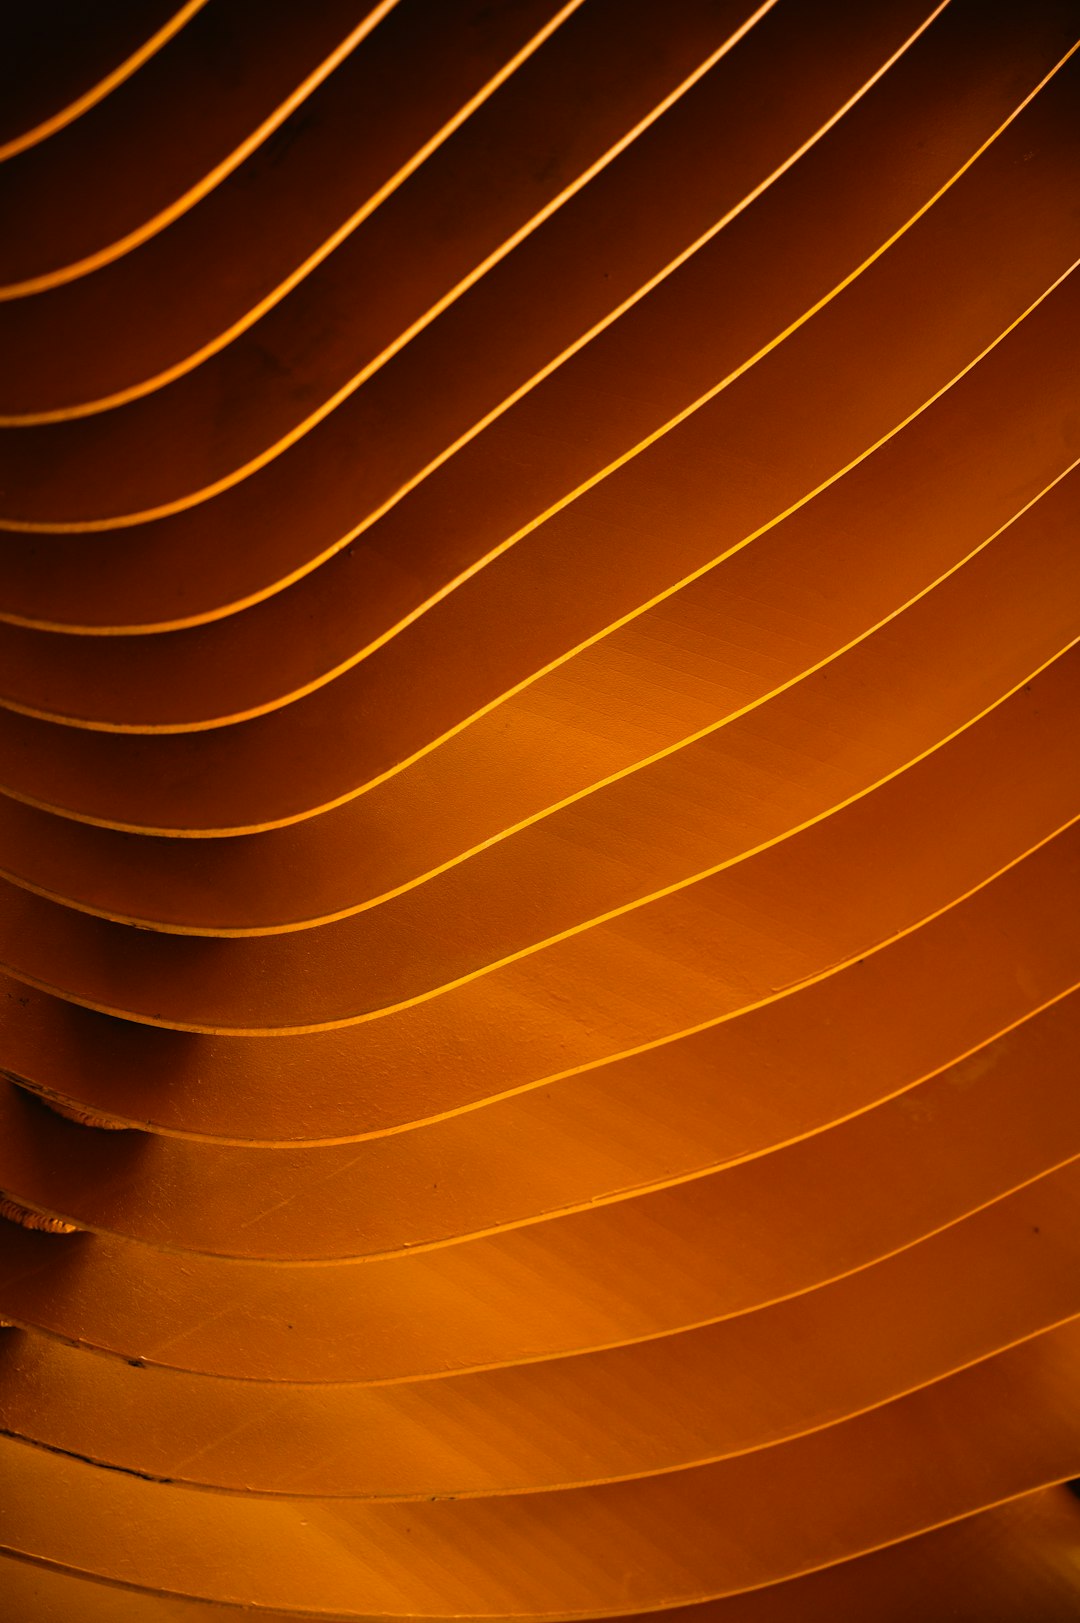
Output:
left=0, top=3, right=1078, bottom=1618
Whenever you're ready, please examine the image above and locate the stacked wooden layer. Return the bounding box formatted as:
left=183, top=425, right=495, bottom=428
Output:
left=0, top=1, right=1078, bottom=1616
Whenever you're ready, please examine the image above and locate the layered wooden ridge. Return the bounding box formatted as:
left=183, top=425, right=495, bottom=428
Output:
left=1, top=1, right=1079, bottom=1616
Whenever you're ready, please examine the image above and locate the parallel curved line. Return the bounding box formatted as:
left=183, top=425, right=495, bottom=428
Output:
left=0, top=693, right=1073, bottom=1032
left=3, top=983, right=1077, bottom=1262
left=0, top=297, right=1067, bottom=926
left=2, top=449, right=1073, bottom=933
left=0, top=1330, right=1076, bottom=1615
left=0, top=4, right=956, bottom=733
left=1, top=1077, right=1076, bottom=1375
left=5, top=812, right=1074, bottom=1146
left=6, top=1300, right=1078, bottom=1496
left=5, top=794, right=1073, bottom=1145
left=0, top=1173, right=1075, bottom=1493
left=2, top=245, right=1069, bottom=844
left=0, top=16, right=1059, bottom=640
left=0, top=1491, right=1068, bottom=1622
left=0, top=12, right=1076, bottom=1615
left=0, top=608, right=1073, bottom=1032
left=0, top=0, right=776, bottom=425
left=0, top=1, right=402, bottom=302
left=0, top=0, right=776, bottom=512
left=4, top=937, right=1079, bottom=1251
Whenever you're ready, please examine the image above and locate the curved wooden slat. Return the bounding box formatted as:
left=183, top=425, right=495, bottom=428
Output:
left=0, top=437, right=1071, bottom=948
left=3, top=968, right=1079, bottom=1265
left=0, top=1327, right=1078, bottom=1613
left=0, top=642, right=1072, bottom=1033
left=0, top=2, right=401, bottom=297
left=0, top=0, right=774, bottom=524
left=2, top=1488, right=1077, bottom=1621
left=2, top=805, right=1076, bottom=1146
left=0, top=11, right=1075, bottom=1615
left=0, top=0, right=595, bottom=420
left=0, top=1, right=1071, bottom=628
left=0, top=132, right=1075, bottom=850
left=0, top=0, right=774, bottom=433
left=0, top=187, right=1072, bottom=777
left=0, top=1168, right=1075, bottom=1494
left=0, top=973, right=1074, bottom=1265
left=0, top=305, right=1072, bottom=932
left=0, top=1021, right=1076, bottom=1380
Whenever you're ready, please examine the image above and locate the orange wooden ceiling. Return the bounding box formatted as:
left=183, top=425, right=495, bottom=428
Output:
left=0, top=1, right=1078, bottom=1617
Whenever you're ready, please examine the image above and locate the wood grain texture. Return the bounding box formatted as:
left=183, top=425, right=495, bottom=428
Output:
left=0, top=2, right=1077, bottom=1614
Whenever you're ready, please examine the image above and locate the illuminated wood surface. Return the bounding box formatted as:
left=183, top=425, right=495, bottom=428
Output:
left=0, top=2, right=1077, bottom=1616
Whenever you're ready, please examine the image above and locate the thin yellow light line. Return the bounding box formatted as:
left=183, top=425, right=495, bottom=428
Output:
left=10, top=449, right=1077, bottom=934
left=4, top=694, right=1077, bottom=1034
left=0, top=0, right=403, bottom=300
left=0, top=0, right=210, bottom=164
left=10, top=237, right=1071, bottom=837
left=9, top=822, right=1074, bottom=1148
left=23, top=981, right=1079, bottom=1263
left=0, top=0, right=951, bottom=678
left=0, top=0, right=776, bottom=484
left=1, top=0, right=753, bottom=424
left=0, top=0, right=593, bottom=420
